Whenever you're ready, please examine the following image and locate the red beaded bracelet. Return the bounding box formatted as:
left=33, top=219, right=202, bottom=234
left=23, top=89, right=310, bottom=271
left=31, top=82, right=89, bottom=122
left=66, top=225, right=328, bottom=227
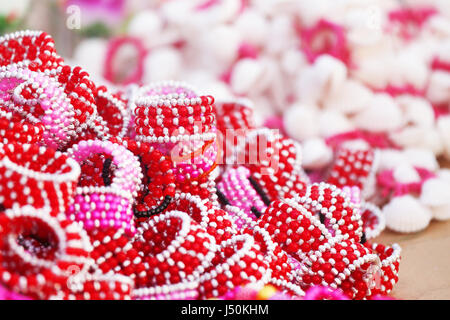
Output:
left=0, top=142, right=80, bottom=216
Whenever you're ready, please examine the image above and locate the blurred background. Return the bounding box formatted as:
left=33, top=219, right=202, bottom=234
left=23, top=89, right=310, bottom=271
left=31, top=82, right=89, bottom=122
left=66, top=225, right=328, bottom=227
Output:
left=2, top=0, right=450, bottom=157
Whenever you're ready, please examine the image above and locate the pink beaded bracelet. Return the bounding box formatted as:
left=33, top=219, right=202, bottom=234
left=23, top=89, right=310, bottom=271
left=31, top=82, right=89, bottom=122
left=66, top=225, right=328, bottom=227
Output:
left=66, top=140, right=142, bottom=235
left=0, top=66, right=77, bottom=148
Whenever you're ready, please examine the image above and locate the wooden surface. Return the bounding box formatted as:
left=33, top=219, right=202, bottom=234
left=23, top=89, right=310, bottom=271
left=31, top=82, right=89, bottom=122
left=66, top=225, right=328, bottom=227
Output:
left=374, top=219, right=450, bottom=300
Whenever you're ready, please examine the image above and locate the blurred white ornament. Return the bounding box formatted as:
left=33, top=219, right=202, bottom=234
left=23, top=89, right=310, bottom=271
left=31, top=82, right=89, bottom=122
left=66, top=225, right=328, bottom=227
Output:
left=127, top=11, right=162, bottom=44
left=392, top=164, right=421, bottom=184
left=230, top=58, right=266, bottom=96
left=73, top=38, right=108, bottom=81
left=390, top=126, right=443, bottom=156
left=283, top=104, right=320, bottom=141
left=427, top=71, right=450, bottom=105
left=353, top=94, right=403, bottom=132
left=318, top=110, right=354, bottom=138
left=395, top=96, right=435, bottom=128
left=323, top=80, right=373, bottom=114
left=143, top=47, right=181, bottom=82
left=301, top=138, right=333, bottom=170
left=420, top=178, right=450, bottom=221
left=383, top=195, right=432, bottom=233
left=403, top=148, right=439, bottom=171
left=235, top=9, right=269, bottom=46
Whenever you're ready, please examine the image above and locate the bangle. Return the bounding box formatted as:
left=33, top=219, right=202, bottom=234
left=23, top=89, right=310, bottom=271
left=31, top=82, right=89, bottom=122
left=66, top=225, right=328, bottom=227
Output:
left=364, top=242, right=401, bottom=297
left=259, top=198, right=381, bottom=300
left=217, top=166, right=268, bottom=220
left=0, top=66, right=77, bottom=148
left=170, top=139, right=218, bottom=183
left=113, top=138, right=176, bottom=219
left=360, top=201, right=385, bottom=240
left=132, top=280, right=199, bottom=300
left=0, top=30, right=63, bottom=72
left=0, top=205, right=92, bottom=299
left=234, top=128, right=307, bottom=201
left=66, top=140, right=142, bottom=235
left=295, top=182, right=364, bottom=243
left=198, top=234, right=271, bottom=299
left=133, top=81, right=216, bottom=144
left=103, top=36, right=147, bottom=86
left=95, top=86, right=131, bottom=139
left=0, top=108, right=45, bottom=144
left=327, top=146, right=379, bottom=200
left=168, top=193, right=237, bottom=243
left=60, top=270, right=134, bottom=300
left=214, top=99, right=255, bottom=165
left=0, top=142, right=80, bottom=216
left=128, top=210, right=216, bottom=288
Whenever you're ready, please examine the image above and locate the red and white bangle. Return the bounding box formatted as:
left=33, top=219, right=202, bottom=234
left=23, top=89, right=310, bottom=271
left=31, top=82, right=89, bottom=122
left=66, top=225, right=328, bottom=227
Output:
left=0, top=142, right=80, bottom=216
left=95, top=86, right=131, bottom=139
left=0, top=30, right=63, bottom=72
left=112, top=137, right=176, bottom=219
left=295, top=182, right=363, bottom=243
left=129, top=210, right=216, bottom=288
left=359, top=202, right=386, bottom=240
left=327, top=146, right=379, bottom=200
left=341, top=185, right=385, bottom=240
left=364, top=242, right=401, bottom=297
left=0, top=107, right=45, bottom=144
left=234, top=128, right=307, bottom=201
left=59, top=270, right=134, bottom=300
left=170, top=138, right=218, bottom=183
left=66, top=140, right=142, bottom=235
left=133, top=81, right=216, bottom=144
left=198, top=234, right=271, bottom=299
left=214, top=99, right=256, bottom=165
left=132, top=280, right=199, bottom=300
left=0, top=66, right=77, bottom=148
left=0, top=205, right=92, bottom=299
left=259, top=199, right=381, bottom=299
left=167, top=192, right=237, bottom=243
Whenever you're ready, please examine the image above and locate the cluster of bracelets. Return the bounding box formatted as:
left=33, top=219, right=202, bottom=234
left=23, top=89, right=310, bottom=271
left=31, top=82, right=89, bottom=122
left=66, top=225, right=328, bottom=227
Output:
left=0, top=30, right=400, bottom=300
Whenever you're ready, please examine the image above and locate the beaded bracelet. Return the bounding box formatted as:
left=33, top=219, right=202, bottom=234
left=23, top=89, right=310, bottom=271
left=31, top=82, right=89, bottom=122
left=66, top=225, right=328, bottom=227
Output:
left=66, top=140, right=142, bottom=235
left=233, top=128, right=307, bottom=201
left=59, top=269, right=134, bottom=300
left=103, top=36, right=147, bottom=86
left=0, top=205, right=92, bottom=299
left=0, top=30, right=63, bottom=72
left=132, top=280, right=199, bottom=300
left=167, top=193, right=237, bottom=243
left=95, top=86, right=131, bottom=138
left=198, top=234, right=271, bottom=299
left=219, top=204, right=303, bottom=296
left=341, top=186, right=385, bottom=240
left=129, top=210, right=216, bottom=288
left=134, top=81, right=216, bottom=144
left=327, top=146, right=379, bottom=200
left=0, top=107, right=45, bottom=144
left=295, top=182, right=364, bottom=243
left=259, top=199, right=381, bottom=299
left=170, top=138, right=219, bottom=183
left=363, top=242, right=401, bottom=297
left=112, top=138, right=176, bottom=218
left=0, top=66, right=77, bottom=148
left=0, top=142, right=80, bottom=216
left=214, top=99, right=255, bottom=165
left=217, top=166, right=268, bottom=220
